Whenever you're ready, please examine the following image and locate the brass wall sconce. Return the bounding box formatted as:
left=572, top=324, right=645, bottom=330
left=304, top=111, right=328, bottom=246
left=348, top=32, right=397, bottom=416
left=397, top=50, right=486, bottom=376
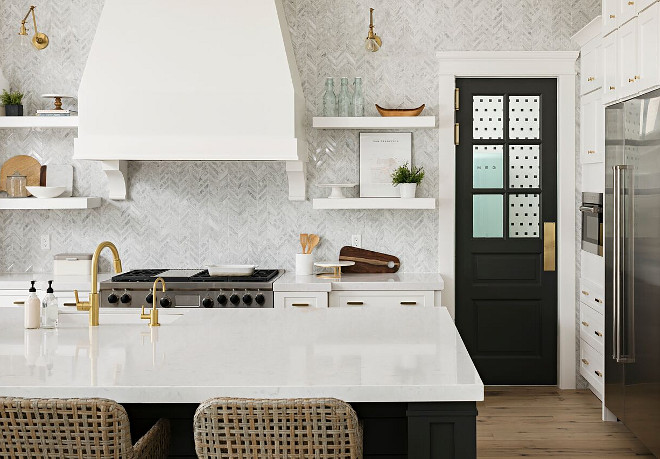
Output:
left=18, top=6, right=49, bottom=50
left=365, top=8, right=382, bottom=52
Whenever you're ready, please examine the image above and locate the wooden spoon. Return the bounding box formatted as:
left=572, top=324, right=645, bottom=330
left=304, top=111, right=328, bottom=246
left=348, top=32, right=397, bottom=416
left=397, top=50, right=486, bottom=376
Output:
left=307, top=234, right=320, bottom=254
left=300, top=233, right=308, bottom=254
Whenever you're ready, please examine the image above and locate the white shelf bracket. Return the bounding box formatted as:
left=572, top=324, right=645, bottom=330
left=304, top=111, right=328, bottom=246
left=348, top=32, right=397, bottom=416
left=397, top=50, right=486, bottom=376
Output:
left=286, top=160, right=307, bottom=201
left=101, top=160, right=128, bottom=200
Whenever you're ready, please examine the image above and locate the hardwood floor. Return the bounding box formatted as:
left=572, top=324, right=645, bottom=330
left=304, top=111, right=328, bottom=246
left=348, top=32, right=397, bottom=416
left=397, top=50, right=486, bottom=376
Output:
left=477, top=387, right=654, bottom=457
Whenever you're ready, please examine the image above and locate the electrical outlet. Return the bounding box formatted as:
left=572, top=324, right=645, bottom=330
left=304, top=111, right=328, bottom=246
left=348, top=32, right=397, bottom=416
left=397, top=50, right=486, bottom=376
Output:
left=40, top=234, right=50, bottom=250
left=351, top=234, right=362, bottom=248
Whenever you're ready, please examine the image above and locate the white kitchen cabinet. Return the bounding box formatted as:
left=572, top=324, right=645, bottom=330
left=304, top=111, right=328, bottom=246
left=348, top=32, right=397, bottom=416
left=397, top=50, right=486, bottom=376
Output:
left=0, top=291, right=31, bottom=308
left=603, top=0, right=621, bottom=36
left=581, top=39, right=603, bottom=95
left=638, top=2, right=660, bottom=90
left=620, top=0, right=639, bottom=26
left=274, top=291, right=328, bottom=309
left=329, top=290, right=434, bottom=308
left=580, top=91, right=605, bottom=163
left=618, top=18, right=640, bottom=99
left=603, top=31, right=620, bottom=104
left=580, top=340, right=605, bottom=399
left=638, top=0, right=659, bottom=12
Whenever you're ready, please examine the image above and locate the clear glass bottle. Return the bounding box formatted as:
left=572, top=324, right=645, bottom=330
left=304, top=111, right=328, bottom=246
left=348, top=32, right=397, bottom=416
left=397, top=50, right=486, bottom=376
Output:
left=41, top=280, right=58, bottom=329
left=322, top=77, right=337, bottom=117
left=352, top=77, right=364, bottom=117
left=337, top=77, right=351, bottom=117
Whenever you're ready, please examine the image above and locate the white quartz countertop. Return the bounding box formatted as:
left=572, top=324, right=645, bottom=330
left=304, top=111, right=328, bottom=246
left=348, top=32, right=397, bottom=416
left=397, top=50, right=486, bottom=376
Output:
left=0, top=273, right=112, bottom=292
left=273, top=272, right=444, bottom=292
left=0, top=307, right=482, bottom=404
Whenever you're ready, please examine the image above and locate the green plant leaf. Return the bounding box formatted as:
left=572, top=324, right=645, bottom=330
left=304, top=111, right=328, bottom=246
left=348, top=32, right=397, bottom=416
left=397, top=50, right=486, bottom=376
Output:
left=391, top=162, right=425, bottom=185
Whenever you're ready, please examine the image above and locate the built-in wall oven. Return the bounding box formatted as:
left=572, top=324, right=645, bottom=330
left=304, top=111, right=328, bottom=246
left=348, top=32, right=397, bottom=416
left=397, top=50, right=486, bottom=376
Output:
left=580, top=192, right=603, bottom=256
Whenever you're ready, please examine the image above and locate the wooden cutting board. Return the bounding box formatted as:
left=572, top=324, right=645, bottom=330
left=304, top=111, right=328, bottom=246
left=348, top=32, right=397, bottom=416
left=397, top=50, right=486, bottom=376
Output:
left=0, top=155, right=42, bottom=194
left=339, top=246, right=400, bottom=273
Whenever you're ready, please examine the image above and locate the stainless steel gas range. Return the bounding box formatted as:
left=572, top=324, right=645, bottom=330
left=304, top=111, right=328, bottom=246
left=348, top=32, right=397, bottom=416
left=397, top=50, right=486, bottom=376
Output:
left=99, top=269, right=283, bottom=308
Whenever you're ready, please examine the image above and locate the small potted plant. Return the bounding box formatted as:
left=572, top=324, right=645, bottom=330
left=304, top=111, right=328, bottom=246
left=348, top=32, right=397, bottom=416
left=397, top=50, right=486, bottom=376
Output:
left=391, top=162, right=424, bottom=198
left=1, top=90, right=24, bottom=116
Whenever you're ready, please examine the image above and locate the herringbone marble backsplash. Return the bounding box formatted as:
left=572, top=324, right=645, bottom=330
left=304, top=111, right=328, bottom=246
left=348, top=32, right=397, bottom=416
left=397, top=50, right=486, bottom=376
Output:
left=0, top=0, right=599, bottom=273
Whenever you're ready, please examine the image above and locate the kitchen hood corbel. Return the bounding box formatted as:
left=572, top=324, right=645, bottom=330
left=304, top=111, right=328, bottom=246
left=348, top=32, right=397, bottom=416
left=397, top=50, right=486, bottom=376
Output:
left=74, top=0, right=307, bottom=201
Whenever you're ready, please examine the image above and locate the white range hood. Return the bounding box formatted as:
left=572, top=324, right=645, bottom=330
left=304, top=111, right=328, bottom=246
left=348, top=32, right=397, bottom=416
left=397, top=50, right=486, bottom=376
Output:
left=74, top=0, right=307, bottom=200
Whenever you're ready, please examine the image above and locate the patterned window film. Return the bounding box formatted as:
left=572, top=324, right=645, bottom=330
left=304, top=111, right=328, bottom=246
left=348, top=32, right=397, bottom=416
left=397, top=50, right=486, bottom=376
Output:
left=509, top=96, right=540, bottom=139
left=509, top=145, right=540, bottom=189
left=509, top=193, right=540, bottom=238
left=473, top=145, right=503, bottom=189
left=473, top=96, right=503, bottom=139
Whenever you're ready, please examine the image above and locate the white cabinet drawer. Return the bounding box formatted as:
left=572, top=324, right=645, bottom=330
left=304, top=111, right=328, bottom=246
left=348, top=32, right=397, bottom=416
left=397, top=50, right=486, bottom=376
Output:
left=0, top=291, right=31, bottom=308
left=580, top=302, right=605, bottom=353
left=274, top=292, right=328, bottom=309
left=580, top=278, right=605, bottom=315
left=329, top=291, right=433, bottom=308
left=580, top=340, right=605, bottom=397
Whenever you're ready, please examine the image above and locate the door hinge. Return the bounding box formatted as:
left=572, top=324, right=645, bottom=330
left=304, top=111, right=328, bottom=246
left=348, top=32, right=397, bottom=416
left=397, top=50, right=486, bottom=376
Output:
left=454, top=123, right=460, bottom=145
left=454, top=88, right=460, bottom=110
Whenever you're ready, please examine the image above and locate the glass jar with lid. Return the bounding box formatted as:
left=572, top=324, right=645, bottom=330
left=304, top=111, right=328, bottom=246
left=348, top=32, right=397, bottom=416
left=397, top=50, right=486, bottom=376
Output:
left=6, top=171, right=28, bottom=197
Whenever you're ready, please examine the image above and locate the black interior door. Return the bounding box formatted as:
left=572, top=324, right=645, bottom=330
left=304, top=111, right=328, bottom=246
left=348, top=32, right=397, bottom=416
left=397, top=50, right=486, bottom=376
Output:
left=455, top=78, right=558, bottom=385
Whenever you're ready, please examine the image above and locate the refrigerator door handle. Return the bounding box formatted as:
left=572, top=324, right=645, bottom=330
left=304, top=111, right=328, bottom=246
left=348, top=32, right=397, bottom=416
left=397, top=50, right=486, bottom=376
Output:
left=613, top=165, right=622, bottom=362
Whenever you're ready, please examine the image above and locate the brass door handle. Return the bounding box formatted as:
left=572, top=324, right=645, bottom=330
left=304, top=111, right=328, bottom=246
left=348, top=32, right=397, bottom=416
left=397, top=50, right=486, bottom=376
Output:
left=454, top=123, right=460, bottom=146
left=346, top=301, right=364, bottom=305
left=595, top=330, right=603, bottom=337
left=581, top=321, right=589, bottom=327
left=543, top=222, right=556, bottom=272
left=582, top=358, right=590, bottom=365
left=400, top=301, right=417, bottom=305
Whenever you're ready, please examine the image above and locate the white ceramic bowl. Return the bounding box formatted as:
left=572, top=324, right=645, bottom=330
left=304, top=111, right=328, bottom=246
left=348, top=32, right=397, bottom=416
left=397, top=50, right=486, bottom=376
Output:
left=26, top=186, right=66, bottom=199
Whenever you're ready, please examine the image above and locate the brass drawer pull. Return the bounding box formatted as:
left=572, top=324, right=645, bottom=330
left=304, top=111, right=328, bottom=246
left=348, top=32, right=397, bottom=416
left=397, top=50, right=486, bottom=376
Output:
left=595, top=330, right=603, bottom=337
left=595, top=298, right=603, bottom=304
left=629, top=78, right=635, bottom=83
left=581, top=290, right=589, bottom=296
left=291, top=303, right=310, bottom=307
left=595, top=370, right=603, bottom=377
left=610, top=14, right=616, bottom=18
left=13, top=301, right=24, bottom=305
left=346, top=301, right=364, bottom=305
left=587, top=150, right=596, bottom=154
left=587, top=77, right=595, bottom=82
left=400, top=301, right=417, bottom=305
left=582, top=358, right=590, bottom=365
left=610, top=86, right=616, bottom=90
left=628, top=1, right=634, bottom=5
left=581, top=321, right=589, bottom=327
left=63, top=302, right=77, bottom=307
left=635, top=75, right=640, bottom=80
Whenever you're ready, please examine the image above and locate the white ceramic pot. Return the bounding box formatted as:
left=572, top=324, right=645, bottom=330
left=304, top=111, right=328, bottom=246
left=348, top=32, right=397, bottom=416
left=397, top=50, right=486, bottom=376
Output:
left=295, top=253, right=314, bottom=276
left=399, top=183, right=417, bottom=199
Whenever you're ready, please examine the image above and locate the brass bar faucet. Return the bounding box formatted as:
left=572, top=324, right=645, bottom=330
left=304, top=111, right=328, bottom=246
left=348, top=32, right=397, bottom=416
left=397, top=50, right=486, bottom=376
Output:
left=74, top=241, right=123, bottom=327
left=141, top=277, right=165, bottom=327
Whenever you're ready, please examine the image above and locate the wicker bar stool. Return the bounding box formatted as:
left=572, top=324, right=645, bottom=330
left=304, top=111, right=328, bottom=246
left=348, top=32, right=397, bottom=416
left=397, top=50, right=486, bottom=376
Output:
left=0, top=397, right=170, bottom=459
left=193, top=397, right=363, bottom=459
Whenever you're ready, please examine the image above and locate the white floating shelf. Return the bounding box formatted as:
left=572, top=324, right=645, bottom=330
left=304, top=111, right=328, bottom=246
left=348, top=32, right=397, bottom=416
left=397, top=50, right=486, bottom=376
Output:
left=0, top=116, right=79, bottom=129
left=0, top=197, right=102, bottom=210
left=313, top=198, right=436, bottom=210
left=312, top=116, right=436, bottom=129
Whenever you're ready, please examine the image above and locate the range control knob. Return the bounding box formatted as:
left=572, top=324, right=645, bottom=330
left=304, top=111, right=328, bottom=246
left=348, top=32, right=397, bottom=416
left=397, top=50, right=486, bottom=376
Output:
left=107, top=293, right=119, bottom=304
left=202, top=297, right=214, bottom=308
left=120, top=293, right=132, bottom=304
left=160, top=297, right=172, bottom=308
left=242, top=294, right=253, bottom=305
left=217, top=294, right=227, bottom=306
left=255, top=293, right=265, bottom=305
left=230, top=294, right=240, bottom=306
left=145, top=293, right=153, bottom=304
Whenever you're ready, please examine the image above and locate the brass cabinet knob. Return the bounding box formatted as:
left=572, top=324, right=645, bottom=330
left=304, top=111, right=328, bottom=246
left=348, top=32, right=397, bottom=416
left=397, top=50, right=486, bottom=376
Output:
left=635, top=75, right=640, bottom=79
left=595, top=370, right=603, bottom=377
left=629, top=78, right=635, bottom=83
left=610, top=14, right=616, bottom=18
left=581, top=321, right=589, bottom=327
left=581, top=290, right=589, bottom=296
left=581, top=358, right=590, bottom=365
left=595, top=330, right=603, bottom=337
left=610, top=86, right=616, bottom=90
left=628, top=1, right=635, bottom=5
left=587, top=150, right=596, bottom=154
left=595, top=298, right=603, bottom=304
left=587, top=77, right=595, bottom=82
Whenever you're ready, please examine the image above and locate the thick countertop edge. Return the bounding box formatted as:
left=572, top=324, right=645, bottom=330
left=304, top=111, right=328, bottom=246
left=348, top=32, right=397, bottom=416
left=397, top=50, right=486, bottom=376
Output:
left=273, top=272, right=445, bottom=292
left=0, top=385, right=484, bottom=404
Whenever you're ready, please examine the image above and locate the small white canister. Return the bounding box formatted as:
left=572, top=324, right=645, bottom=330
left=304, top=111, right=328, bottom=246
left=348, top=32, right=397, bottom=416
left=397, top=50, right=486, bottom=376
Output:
left=53, top=253, right=93, bottom=276
left=295, top=253, right=314, bottom=276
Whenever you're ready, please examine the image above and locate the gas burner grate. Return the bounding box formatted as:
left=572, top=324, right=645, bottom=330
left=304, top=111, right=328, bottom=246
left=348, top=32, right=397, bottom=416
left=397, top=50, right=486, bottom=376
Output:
left=111, top=269, right=281, bottom=283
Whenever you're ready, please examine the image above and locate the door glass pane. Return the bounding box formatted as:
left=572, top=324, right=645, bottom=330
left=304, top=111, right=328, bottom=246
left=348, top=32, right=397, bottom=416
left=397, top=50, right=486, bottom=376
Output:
left=473, top=96, right=503, bottom=139
left=473, top=194, right=503, bottom=238
left=509, top=96, right=540, bottom=139
left=509, top=193, right=540, bottom=238
left=473, top=145, right=503, bottom=188
left=509, top=145, right=540, bottom=189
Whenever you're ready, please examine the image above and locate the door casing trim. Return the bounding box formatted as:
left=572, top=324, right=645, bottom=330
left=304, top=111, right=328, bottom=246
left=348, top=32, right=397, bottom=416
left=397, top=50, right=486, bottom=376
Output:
left=437, top=51, right=579, bottom=390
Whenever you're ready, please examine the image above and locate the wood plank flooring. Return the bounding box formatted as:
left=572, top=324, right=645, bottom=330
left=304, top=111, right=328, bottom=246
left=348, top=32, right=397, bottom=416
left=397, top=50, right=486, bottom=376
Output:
left=477, top=387, right=654, bottom=457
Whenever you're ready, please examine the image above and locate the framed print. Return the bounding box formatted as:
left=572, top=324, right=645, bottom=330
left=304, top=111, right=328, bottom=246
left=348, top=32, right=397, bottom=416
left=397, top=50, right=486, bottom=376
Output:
left=359, top=132, right=412, bottom=197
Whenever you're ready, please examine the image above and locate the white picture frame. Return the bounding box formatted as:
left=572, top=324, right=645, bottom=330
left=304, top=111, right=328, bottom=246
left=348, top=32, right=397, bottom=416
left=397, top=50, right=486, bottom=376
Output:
left=359, top=132, right=412, bottom=197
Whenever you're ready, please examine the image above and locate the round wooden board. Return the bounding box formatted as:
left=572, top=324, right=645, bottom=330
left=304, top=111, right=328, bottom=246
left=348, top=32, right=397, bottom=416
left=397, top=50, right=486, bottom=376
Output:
left=0, top=155, right=42, bottom=194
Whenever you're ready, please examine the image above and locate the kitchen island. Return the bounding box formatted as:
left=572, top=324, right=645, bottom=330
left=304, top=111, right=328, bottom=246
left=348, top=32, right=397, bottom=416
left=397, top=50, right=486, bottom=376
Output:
left=0, top=306, right=482, bottom=458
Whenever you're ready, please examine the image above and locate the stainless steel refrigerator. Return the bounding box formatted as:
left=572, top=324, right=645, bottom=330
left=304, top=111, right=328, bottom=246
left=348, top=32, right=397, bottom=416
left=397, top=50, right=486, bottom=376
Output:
left=605, top=89, right=660, bottom=457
